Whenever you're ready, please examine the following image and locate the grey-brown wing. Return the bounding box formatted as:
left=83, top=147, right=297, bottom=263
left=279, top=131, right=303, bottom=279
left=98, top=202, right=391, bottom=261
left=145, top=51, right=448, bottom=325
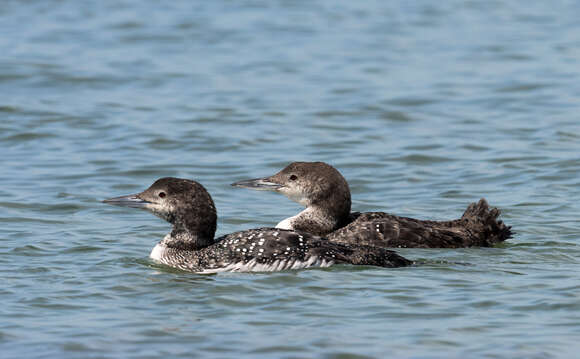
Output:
left=329, top=213, right=469, bottom=248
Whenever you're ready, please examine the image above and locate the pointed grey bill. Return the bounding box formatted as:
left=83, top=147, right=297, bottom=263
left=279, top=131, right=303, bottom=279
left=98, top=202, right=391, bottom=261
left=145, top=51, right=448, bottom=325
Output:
left=231, top=177, right=284, bottom=191
left=102, top=194, right=151, bottom=208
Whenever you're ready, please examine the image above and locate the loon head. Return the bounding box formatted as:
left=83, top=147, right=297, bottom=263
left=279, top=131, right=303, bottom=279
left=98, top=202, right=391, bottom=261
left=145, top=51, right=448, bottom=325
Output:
left=103, top=177, right=217, bottom=247
left=232, top=162, right=351, bottom=233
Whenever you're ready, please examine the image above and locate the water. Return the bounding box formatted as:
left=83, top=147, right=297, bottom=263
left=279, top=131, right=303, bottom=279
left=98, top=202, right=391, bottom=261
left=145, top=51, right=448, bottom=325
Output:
left=1, top=0, right=580, bottom=357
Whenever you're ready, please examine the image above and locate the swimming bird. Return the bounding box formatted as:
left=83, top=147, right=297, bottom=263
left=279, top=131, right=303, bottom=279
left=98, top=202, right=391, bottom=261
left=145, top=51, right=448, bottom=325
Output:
left=103, top=177, right=411, bottom=273
left=231, top=162, right=512, bottom=248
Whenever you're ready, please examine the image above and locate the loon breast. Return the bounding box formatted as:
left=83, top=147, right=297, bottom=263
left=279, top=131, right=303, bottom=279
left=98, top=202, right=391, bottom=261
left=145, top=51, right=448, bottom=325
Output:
left=150, top=242, right=167, bottom=261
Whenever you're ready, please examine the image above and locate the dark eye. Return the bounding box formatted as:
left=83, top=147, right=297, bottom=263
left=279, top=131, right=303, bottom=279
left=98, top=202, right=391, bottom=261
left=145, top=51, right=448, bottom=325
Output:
left=158, top=192, right=166, bottom=198
left=289, top=175, right=298, bottom=181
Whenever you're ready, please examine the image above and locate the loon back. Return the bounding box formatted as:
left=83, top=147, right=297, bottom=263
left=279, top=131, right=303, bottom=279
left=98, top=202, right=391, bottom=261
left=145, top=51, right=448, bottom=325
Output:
left=328, top=199, right=512, bottom=248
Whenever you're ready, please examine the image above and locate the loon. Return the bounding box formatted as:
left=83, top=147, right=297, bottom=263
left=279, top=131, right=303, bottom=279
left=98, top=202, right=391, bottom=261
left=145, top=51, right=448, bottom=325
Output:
left=231, top=162, right=512, bottom=248
left=103, top=177, right=411, bottom=273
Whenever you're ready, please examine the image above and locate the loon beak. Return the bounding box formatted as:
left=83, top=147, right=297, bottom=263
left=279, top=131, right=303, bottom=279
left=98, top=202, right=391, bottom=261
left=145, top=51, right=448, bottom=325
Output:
left=231, top=177, right=283, bottom=191
left=102, top=194, right=151, bottom=208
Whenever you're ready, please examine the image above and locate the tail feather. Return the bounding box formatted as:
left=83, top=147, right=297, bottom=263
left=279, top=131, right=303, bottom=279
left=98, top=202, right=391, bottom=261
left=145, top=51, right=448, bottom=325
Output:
left=461, top=198, right=512, bottom=245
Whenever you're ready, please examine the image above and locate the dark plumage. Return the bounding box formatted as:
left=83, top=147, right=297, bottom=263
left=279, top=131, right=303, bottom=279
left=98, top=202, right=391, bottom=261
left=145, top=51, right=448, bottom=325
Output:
left=328, top=199, right=511, bottom=248
left=232, top=162, right=512, bottom=248
left=103, top=177, right=411, bottom=273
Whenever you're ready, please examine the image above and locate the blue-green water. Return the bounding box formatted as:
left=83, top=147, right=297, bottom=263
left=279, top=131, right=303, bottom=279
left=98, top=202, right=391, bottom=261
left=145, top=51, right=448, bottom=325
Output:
left=2, top=1, right=580, bottom=358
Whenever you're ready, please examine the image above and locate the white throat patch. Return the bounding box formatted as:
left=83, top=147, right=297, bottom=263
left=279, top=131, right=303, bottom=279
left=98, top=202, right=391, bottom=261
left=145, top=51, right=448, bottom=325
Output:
left=279, top=187, right=309, bottom=206
left=275, top=208, right=313, bottom=230
left=276, top=216, right=296, bottom=230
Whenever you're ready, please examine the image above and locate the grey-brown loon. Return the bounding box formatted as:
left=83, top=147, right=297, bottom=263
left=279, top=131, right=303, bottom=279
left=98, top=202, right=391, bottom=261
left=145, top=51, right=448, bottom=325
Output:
left=231, top=162, right=512, bottom=248
left=103, top=177, right=411, bottom=273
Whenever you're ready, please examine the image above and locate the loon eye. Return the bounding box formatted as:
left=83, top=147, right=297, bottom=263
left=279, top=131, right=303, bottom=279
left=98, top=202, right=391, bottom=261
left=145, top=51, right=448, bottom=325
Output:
left=289, top=175, right=298, bottom=181
left=158, top=192, right=166, bottom=198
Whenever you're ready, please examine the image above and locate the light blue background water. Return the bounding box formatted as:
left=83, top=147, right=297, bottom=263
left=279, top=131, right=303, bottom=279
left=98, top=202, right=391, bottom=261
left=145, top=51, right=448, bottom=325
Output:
left=1, top=1, right=580, bottom=358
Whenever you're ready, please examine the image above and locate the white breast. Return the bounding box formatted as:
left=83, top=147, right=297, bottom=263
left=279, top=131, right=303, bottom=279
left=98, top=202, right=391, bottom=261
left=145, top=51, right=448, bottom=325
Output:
left=276, top=216, right=295, bottom=230
left=150, top=243, right=167, bottom=261
left=275, top=208, right=314, bottom=230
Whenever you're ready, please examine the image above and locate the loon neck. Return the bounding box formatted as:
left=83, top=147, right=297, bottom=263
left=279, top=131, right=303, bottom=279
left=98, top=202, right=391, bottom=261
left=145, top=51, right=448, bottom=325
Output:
left=277, top=205, right=342, bottom=236
left=162, top=227, right=214, bottom=250
left=297, top=190, right=351, bottom=235
left=163, top=211, right=217, bottom=250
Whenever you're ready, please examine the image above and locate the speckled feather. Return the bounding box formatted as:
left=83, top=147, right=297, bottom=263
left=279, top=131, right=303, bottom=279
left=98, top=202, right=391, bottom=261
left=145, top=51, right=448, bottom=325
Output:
left=327, top=199, right=512, bottom=248
left=154, top=228, right=411, bottom=272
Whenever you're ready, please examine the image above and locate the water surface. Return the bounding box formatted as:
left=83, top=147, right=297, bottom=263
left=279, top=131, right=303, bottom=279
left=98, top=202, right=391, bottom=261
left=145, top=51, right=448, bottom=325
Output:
left=1, top=1, right=580, bottom=358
